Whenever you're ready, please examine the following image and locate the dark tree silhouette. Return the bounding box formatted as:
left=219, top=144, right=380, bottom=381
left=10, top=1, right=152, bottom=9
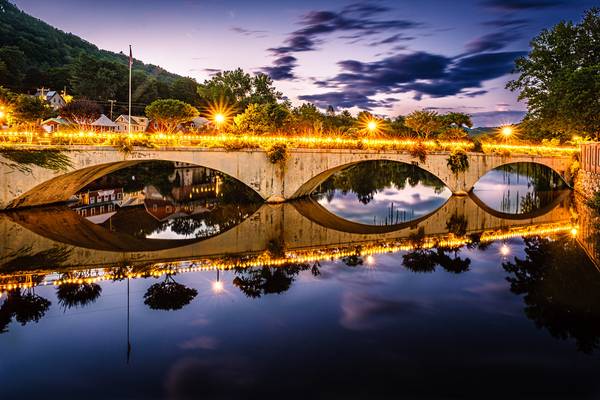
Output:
left=0, top=288, right=51, bottom=333
left=342, top=255, right=363, bottom=267
left=402, top=250, right=437, bottom=273
left=56, top=282, right=102, bottom=310
left=144, top=275, right=198, bottom=310
left=233, top=263, right=316, bottom=298
left=435, top=247, right=471, bottom=273
left=503, top=235, right=600, bottom=354
left=402, top=246, right=471, bottom=274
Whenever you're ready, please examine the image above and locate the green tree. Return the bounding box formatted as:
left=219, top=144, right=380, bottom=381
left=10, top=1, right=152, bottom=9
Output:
left=441, top=112, right=472, bottom=129
left=170, top=77, right=199, bottom=105
left=233, top=102, right=289, bottom=135
left=132, top=72, right=160, bottom=104
left=197, top=68, right=282, bottom=111
left=287, top=103, right=324, bottom=135
left=404, top=110, right=443, bottom=138
left=145, top=98, right=199, bottom=132
left=11, top=94, right=55, bottom=127
left=0, top=46, right=26, bottom=89
left=70, top=54, right=127, bottom=100
left=439, top=113, right=472, bottom=140
left=507, top=8, right=600, bottom=140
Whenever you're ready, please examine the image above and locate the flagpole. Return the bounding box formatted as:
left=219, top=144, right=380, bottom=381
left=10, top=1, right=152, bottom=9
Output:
left=128, top=45, right=132, bottom=136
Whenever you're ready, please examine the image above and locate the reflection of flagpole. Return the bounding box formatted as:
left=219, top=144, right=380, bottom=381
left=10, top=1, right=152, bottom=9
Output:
left=128, top=45, right=132, bottom=136
left=126, top=276, right=131, bottom=364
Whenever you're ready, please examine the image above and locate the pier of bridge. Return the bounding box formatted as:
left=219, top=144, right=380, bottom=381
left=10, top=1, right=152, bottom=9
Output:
left=0, top=146, right=573, bottom=209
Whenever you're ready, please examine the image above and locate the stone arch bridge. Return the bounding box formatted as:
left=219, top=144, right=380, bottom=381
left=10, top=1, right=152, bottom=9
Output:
left=0, top=145, right=573, bottom=209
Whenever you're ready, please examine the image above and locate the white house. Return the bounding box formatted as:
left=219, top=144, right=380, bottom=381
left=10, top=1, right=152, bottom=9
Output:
left=115, top=115, right=149, bottom=133
left=91, top=114, right=119, bottom=132
left=34, top=89, right=66, bottom=110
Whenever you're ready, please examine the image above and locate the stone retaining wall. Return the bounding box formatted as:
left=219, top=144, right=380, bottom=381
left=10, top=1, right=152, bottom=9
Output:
left=575, top=169, right=600, bottom=198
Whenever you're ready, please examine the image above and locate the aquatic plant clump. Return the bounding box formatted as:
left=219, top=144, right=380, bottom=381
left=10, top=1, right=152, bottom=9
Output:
left=447, top=150, right=469, bottom=174
left=266, top=143, right=288, bottom=164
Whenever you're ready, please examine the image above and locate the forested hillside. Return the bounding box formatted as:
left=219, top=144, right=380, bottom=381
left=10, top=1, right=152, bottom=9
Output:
left=0, top=0, right=198, bottom=113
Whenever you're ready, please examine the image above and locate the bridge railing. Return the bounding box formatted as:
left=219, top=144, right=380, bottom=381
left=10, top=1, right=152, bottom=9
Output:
left=580, top=143, right=600, bottom=173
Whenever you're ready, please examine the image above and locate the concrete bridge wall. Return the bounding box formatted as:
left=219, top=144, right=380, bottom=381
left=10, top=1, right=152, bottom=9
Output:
left=0, top=146, right=573, bottom=209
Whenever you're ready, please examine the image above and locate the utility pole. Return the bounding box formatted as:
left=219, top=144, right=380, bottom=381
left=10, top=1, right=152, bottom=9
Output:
left=37, top=87, right=46, bottom=99
left=108, top=100, right=116, bottom=120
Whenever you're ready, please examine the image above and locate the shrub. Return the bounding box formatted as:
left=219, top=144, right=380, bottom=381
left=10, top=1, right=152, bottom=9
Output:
left=265, top=143, right=288, bottom=164
left=447, top=150, right=469, bottom=174
left=409, top=142, right=427, bottom=162
left=113, top=136, right=133, bottom=155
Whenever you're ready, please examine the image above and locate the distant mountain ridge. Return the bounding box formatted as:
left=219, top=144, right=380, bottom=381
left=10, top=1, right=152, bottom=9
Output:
left=0, top=0, right=186, bottom=111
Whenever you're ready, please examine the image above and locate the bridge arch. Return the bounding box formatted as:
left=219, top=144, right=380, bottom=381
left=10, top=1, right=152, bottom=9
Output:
left=470, top=159, right=570, bottom=190
left=4, top=148, right=276, bottom=209
left=290, top=157, right=452, bottom=199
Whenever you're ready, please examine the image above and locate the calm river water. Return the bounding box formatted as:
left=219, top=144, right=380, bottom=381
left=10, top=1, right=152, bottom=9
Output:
left=1, top=161, right=599, bottom=399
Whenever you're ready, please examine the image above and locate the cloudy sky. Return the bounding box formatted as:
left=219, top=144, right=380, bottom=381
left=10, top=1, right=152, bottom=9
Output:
left=13, top=0, right=596, bottom=126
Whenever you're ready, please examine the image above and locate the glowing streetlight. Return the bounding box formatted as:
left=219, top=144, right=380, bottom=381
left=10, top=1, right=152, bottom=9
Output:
left=214, top=113, right=225, bottom=125
left=365, top=255, right=375, bottom=266
left=500, top=244, right=510, bottom=256
left=367, top=120, right=378, bottom=132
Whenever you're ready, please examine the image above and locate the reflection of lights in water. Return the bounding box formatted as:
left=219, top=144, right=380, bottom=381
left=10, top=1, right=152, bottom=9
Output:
left=571, top=228, right=578, bottom=237
left=0, top=223, right=578, bottom=292
left=366, top=255, right=375, bottom=266
left=212, top=281, right=224, bottom=294
left=500, top=244, right=510, bottom=256
left=212, top=269, right=223, bottom=294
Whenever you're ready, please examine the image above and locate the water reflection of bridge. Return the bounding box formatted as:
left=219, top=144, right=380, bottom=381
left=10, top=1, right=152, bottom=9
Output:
left=0, top=192, right=575, bottom=272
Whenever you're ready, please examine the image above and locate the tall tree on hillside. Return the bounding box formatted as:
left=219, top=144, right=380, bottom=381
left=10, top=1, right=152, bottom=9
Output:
left=70, top=54, right=127, bottom=100
left=404, top=110, right=443, bottom=138
left=441, top=112, right=472, bottom=129
left=0, top=46, right=26, bottom=89
left=171, top=77, right=199, bottom=105
left=145, top=99, right=199, bottom=132
left=197, top=68, right=282, bottom=111
left=507, top=8, right=600, bottom=140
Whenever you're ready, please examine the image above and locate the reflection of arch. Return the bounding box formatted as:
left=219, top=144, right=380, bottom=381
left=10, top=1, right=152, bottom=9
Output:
left=294, top=191, right=571, bottom=235
left=291, top=158, right=448, bottom=198
left=468, top=190, right=571, bottom=221
left=4, top=204, right=260, bottom=252
left=292, top=196, right=448, bottom=234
